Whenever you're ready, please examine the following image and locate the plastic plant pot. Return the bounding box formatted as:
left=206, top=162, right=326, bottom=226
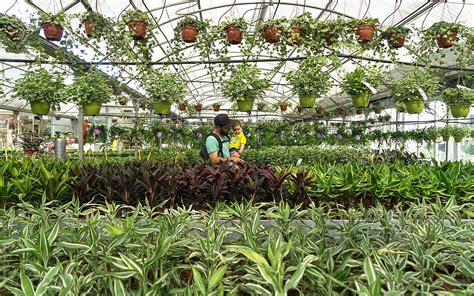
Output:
left=30, top=101, right=50, bottom=115
left=237, top=98, right=254, bottom=112
left=449, top=104, right=470, bottom=118
left=43, top=23, right=64, bottom=41
left=405, top=100, right=425, bottom=114
left=153, top=100, right=171, bottom=115
left=299, top=93, right=316, bottom=108
left=351, top=92, right=370, bottom=108
left=82, top=101, right=102, bottom=116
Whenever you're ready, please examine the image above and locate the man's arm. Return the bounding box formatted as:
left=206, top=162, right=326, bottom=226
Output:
left=208, top=151, right=240, bottom=165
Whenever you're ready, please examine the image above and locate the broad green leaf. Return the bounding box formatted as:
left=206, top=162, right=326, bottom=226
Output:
left=192, top=267, right=206, bottom=295
left=113, top=279, right=126, bottom=296
left=6, top=286, right=25, bottom=296
left=208, top=265, right=227, bottom=291
left=35, top=266, right=59, bottom=295
left=363, top=257, right=376, bottom=286
left=20, top=272, right=35, bottom=296
left=47, top=222, right=60, bottom=245
left=119, top=253, right=143, bottom=278
left=59, top=274, right=74, bottom=296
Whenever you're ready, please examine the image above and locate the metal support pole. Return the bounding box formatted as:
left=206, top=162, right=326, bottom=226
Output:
left=78, top=112, right=84, bottom=160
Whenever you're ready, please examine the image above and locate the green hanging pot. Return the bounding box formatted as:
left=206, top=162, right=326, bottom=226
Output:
left=299, top=93, right=316, bottom=108
left=82, top=101, right=102, bottom=116
left=405, top=100, right=425, bottom=114
left=454, top=136, right=463, bottom=143
left=449, top=104, right=470, bottom=118
left=30, top=101, right=50, bottom=115
left=237, top=98, right=254, bottom=112
left=351, top=92, right=370, bottom=108
left=153, top=100, right=171, bottom=115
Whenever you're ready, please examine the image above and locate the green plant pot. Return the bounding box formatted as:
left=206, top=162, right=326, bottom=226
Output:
left=405, top=100, right=424, bottom=114
left=237, top=98, right=254, bottom=112
left=351, top=92, right=370, bottom=108
left=153, top=100, right=171, bottom=115
left=299, top=93, right=316, bottom=108
left=442, top=136, right=450, bottom=142
left=30, top=101, right=50, bottom=115
left=82, top=101, right=102, bottom=116
left=454, top=136, right=463, bottom=143
left=449, top=104, right=470, bottom=118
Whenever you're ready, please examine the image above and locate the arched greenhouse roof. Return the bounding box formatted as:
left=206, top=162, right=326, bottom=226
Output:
left=0, top=0, right=473, bottom=119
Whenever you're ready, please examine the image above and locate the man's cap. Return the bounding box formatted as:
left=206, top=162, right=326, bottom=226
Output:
left=214, top=114, right=232, bottom=128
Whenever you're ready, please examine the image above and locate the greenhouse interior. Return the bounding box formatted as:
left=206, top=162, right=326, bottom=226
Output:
left=0, top=0, right=474, bottom=294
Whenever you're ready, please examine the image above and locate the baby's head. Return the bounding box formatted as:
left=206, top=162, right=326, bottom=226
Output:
left=232, top=120, right=242, bottom=134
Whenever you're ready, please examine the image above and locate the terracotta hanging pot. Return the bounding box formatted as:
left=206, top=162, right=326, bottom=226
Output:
left=225, top=25, right=243, bottom=44
left=181, top=24, right=198, bottom=43
left=195, top=104, right=202, bottom=112
left=129, top=20, right=148, bottom=40
left=336, top=107, right=346, bottom=117
left=297, top=106, right=304, bottom=113
left=288, top=26, right=304, bottom=45
left=84, top=19, right=94, bottom=37
left=315, top=106, right=325, bottom=115
left=373, top=107, right=382, bottom=114
left=356, top=107, right=364, bottom=115
left=178, top=103, right=187, bottom=111
left=43, top=23, right=64, bottom=41
left=356, top=24, right=375, bottom=43
left=279, top=103, right=288, bottom=112
left=324, top=33, right=337, bottom=45
left=436, top=30, right=458, bottom=48
left=387, top=32, right=405, bottom=48
left=263, top=26, right=279, bottom=43
left=213, top=105, right=221, bottom=112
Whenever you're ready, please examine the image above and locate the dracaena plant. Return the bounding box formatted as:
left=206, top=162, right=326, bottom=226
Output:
left=220, top=63, right=270, bottom=102
left=441, top=87, right=474, bottom=105
left=391, top=67, right=439, bottom=103
left=68, top=69, right=113, bottom=104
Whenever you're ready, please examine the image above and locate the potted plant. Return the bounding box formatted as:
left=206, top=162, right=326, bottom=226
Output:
left=39, top=12, right=66, bottom=41
left=212, top=103, right=221, bottom=112
left=441, top=87, right=473, bottom=118
left=287, top=13, right=311, bottom=45
left=81, top=10, right=110, bottom=38
left=353, top=18, right=379, bottom=43
left=121, top=10, right=149, bottom=40
left=116, top=95, right=128, bottom=106
left=220, top=18, right=248, bottom=45
left=315, top=105, right=325, bottom=115
left=425, top=126, right=441, bottom=142
left=13, top=68, right=65, bottom=115
left=371, top=102, right=382, bottom=113
left=440, top=126, right=452, bottom=142
left=144, top=69, right=186, bottom=115
left=175, top=16, right=209, bottom=43
left=279, top=101, right=289, bottom=112
left=341, top=67, right=383, bottom=108
left=0, top=14, right=28, bottom=53
left=382, top=26, right=409, bottom=49
left=395, top=102, right=406, bottom=113
left=221, top=64, right=270, bottom=112
left=258, top=18, right=288, bottom=44
left=450, top=126, right=470, bottom=143
left=256, top=102, right=266, bottom=111
left=285, top=56, right=332, bottom=108
left=426, top=21, right=465, bottom=49
left=336, top=106, right=347, bottom=117
left=391, top=68, right=439, bottom=114
left=314, top=18, right=348, bottom=46
left=355, top=107, right=365, bottom=115
left=68, top=70, right=113, bottom=116
left=178, top=100, right=188, bottom=111
left=194, top=103, right=203, bottom=112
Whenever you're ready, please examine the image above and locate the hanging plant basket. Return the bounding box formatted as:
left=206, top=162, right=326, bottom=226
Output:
left=449, top=103, right=470, bottom=118
left=118, top=96, right=128, bottom=106
left=263, top=26, right=279, bottom=43
left=213, top=105, right=221, bottom=112
left=30, top=101, right=50, bottom=115
left=356, top=107, right=364, bottom=115
left=82, top=101, right=102, bottom=116
left=153, top=100, right=171, bottom=115
left=279, top=103, right=288, bottom=112
left=297, top=106, right=304, bottom=113
left=181, top=24, right=198, bottom=43
left=373, top=107, right=382, bottom=114
left=288, top=26, right=304, bottom=45
left=225, top=25, right=243, bottom=44
left=237, top=98, right=254, bottom=112
left=454, top=136, right=463, bottom=143
left=257, top=104, right=265, bottom=111
left=388, top=33, right=405, bottom=48
left=356, top=24, right=375, bottom=43
left=299, top=93, right=316, bottom=108
left=405, top=100, right=425, bottom=114
left=436, top=31, right=457, bottom=48
left=337, top=107, right=346, bottom=117
left=129, top=21, right=148, bottom=40
left=315, top=106, right=325, bottom=115
left=178, top=103, right=187, bottom=111
left=42, top=23, right=64, bottom=41
left=351, top=92, right=370, bottom=108
left=194, top=104, right=202, bottom=112
left=324, top=33, right=336, bottom=45
left=84, top=19, right=94, bottom=37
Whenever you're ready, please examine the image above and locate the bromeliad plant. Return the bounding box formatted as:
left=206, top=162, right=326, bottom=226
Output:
left=13, top=68, right=66, bottom=115
left=144, top=69, right=186, bottom=115
left=391, top=67, right=439, bottom=114
left=68, top=69, right=113, bottom=116
left=341, top=66, right=384, bottom=108
left=441, top=87, right=473, bottom=118
left=285, top=56, right=336, bottom=108
left=220, top=64, right=270, bottom=112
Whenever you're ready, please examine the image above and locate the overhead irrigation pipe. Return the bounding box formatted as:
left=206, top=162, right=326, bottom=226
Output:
left=1, top=55, right=473, bottom=73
